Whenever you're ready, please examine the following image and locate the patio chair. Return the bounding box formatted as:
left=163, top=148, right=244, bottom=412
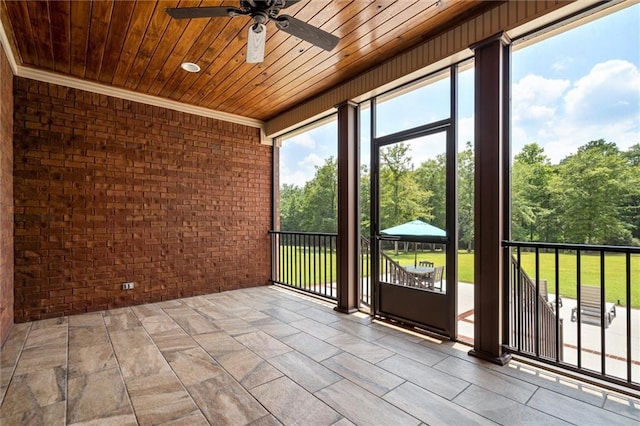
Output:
left=570, top=285, right=616, bottom=328
left=538, top=279, right=563, bottom=309
left=418, top=260, right=434, bottom=268
left=425, top=266, right=444, bottom=290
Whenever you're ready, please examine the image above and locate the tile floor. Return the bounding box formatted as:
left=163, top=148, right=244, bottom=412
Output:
left=1, top=286, right=638, bottom=425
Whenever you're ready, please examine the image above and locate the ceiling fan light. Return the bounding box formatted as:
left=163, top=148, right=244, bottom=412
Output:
left=246, top=23, right=266, bottom=63
left=181, top=62, right=201, bottom=73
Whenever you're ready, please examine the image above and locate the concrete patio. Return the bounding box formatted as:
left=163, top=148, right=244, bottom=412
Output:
left=456, top=282, right=640, bottom=382
left=1, top=286, right=638, bottom=425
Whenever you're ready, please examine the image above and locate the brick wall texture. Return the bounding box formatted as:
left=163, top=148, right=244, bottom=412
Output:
left=0, top=44, right=14, bottom=343
left=13, top=78, right=272, bottom=322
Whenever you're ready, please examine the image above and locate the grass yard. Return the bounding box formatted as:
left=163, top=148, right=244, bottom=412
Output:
left=387, top=250, right=639, bottom=308
left=276, top=247, right=337, bottom=287
left=516, top=251, right=640, bottom=308
left=278, top=246, right=640, bottom=308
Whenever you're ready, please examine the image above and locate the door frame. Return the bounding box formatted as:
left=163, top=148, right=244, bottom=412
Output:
left=369, top=64, right=459, bottom=339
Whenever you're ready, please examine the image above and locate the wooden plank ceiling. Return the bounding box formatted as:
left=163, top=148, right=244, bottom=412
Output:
left=1, top=0, right=493, bottom=121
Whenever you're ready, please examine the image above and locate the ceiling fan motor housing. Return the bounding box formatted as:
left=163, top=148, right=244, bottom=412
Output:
left=241, top=0, right=286, bottom=20
left=252, top=11, right=269, bottom=25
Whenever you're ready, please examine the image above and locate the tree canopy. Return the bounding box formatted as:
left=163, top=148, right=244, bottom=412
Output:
left=280, top=139, right=639, bottom=247
left=379, top=143, right=432, bottom=229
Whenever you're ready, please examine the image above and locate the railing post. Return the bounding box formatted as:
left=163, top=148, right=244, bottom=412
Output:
left=468, top=32, right=512, bottom=365
left=335, top=100, right=360, bottom=313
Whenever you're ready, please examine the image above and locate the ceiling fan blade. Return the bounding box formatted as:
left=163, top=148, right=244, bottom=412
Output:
left=165, top=6, right=241, bottom=19
left=275, top=15, right=339, bottom=51
left=282, top=0, right=303, bottom=8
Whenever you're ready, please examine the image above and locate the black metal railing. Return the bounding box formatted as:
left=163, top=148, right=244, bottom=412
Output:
left=269, top=232, right=375, bottom=308
left=503, top=241, right=639, bottom=392
left=270, top=231, right=337, bottom=300
left=508, top=255, right=563, bottom=361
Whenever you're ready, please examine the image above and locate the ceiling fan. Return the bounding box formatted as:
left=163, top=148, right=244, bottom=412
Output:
left=165, top=0, right=340, bottom=63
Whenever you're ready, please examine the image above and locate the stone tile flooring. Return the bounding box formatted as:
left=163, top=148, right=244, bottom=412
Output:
left=1, top=286, right=638, bottom=425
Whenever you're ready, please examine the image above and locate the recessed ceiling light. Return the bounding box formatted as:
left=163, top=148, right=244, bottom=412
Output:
left=181, top=62, right=201, bottom=73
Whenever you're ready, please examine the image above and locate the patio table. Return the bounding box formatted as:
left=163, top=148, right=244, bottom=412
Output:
left=403, top=266, right=434, bottom=276
left=403, top=265, right=435, bottom=289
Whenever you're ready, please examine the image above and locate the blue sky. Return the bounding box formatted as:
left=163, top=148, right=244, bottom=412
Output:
left=280, top=4, right=639, bottom=186
left=511, top=4, right=639, bottom=162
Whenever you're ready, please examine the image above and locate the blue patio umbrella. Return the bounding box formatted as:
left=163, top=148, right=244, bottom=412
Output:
left=381, top=220, right=446, bottom=266
left=381, top=220, right=446, bottom=237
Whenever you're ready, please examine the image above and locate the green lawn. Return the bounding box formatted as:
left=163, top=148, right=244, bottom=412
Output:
left=386, top=250, right=640, bottom=308
left=276, top=246, right=338, bottom=287
left=277, top=247, right=640, bottom=308
left=515, top=251, right=640, bottom=308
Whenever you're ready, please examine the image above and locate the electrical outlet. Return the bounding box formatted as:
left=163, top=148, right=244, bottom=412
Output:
left=122, top=282, right=134, bottom=290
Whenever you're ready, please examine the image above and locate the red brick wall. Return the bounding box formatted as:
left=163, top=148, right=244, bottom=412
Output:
left=0, top=43, right=14, bottom=344
left=13, top=78, right=272, bottom=322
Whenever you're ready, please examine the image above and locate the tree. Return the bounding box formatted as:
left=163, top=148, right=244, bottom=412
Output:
left=624, top=143, right=640, bottom=167
left=282, top=139, right=639, bottom=248
left=380, top=144, right=412, bottom=219
left=379, top=143, right=432, bottom=229
left=554, top=140, right=633, bottom=245
left=511, top=159, right=537, bottom=241
left=511, top=143, right=556, bottom=241
left=622, top=144, right=640, bottom=242
left=300, top=156, right=338, bottom=233
left=458, top=142, right=475, bottom=251
left=414, top=154, right=445, bottom=230
left=360, top=164, right=371, bottom=237
left=412, top=143, right=475, bottom=251
left=279, top=184, right=304, bottom=231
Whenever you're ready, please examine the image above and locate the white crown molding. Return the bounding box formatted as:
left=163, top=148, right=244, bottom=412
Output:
left=0, top=18, right=271, bottom=144
left=17, top=66, right=265, bottom=129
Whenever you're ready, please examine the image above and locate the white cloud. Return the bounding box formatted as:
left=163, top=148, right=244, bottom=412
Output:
left=512, top=74, right=570, bottom=123
left=298, top=153, right=324, bottom=168
left=511, top=126, right=530, bottom=156
left=514, top=113, right=638, bottom=163
left=286, top=133, right=316, bottom=148
left=552, top=57, right=574, bottom=72
left=280, top=169, right=310, bottom=187
left=280, top=153, right=326, bottom=186
left=527, top=105, right=557, bottom=121
left=564, top=60, right=640, bottom=124
left=513, top=74, right=571, bottom=103
left=510, top=75, right=570, bottom=160
left=406, top=133, right=447, bottom=168
left=545, top=118, right=638, bottom=161
left=511, top=61, right=639, bottom=162
left=458, top=115, right=474, bottom=149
